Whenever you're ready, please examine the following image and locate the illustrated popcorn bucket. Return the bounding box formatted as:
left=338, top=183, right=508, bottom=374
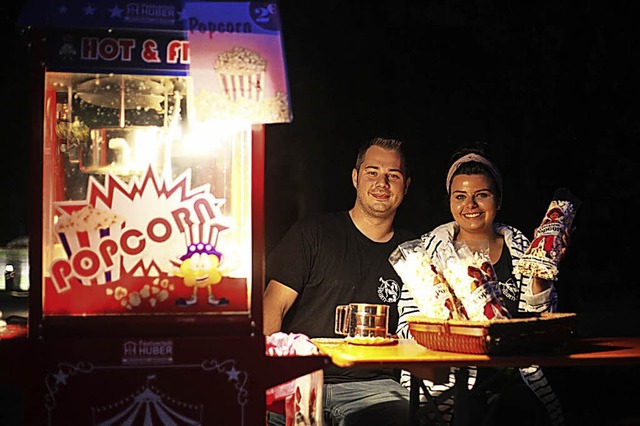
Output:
left=55, top=205, right=125, bottom=285
left=214, top=46, right=267, bottom=102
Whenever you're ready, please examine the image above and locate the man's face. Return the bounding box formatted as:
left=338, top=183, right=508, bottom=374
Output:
left=352, top=145, right=409, bottom=219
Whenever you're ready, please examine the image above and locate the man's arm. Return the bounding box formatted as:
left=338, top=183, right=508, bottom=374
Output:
left=263, top=279, right=298, bottom=335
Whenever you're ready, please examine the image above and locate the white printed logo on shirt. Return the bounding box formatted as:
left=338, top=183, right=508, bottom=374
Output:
left=377, top=277, right=400, bottom=303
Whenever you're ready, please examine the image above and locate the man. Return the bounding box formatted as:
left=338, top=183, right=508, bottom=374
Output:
left=264, top=137, right=415, bottom=426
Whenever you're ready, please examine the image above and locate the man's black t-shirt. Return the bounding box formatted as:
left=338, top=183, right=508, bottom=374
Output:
left=266, top=211, right=416, bottom=383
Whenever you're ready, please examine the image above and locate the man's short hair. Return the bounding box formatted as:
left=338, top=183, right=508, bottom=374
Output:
left=355, top=137, right=408, bottom=177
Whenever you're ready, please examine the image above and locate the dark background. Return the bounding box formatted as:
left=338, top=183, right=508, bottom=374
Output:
left=1, top=2, right=639, bottom=424
left=263, top=0, right=640, bottom=337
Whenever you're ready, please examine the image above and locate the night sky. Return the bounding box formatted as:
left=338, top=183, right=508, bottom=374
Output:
left=1, top=1, right=640, bottom=424
left=2, top=2, right=30, bottom=241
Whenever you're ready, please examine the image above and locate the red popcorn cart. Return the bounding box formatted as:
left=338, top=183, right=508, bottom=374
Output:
left=14, top=1, right=325, bottom=424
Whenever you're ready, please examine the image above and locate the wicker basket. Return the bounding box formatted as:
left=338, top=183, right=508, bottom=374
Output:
left=407, top=312, right=577, bottom=355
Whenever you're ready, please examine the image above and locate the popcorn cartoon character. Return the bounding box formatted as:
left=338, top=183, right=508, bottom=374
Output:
left=174, top=242, right=229, bottom=307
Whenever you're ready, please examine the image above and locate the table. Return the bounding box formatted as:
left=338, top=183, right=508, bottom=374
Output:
left=312, top=337, right=640, bottom=425
left=312, top=336, right=640, bottom=370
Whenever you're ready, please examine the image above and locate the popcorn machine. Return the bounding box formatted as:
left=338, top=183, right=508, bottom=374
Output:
left=16, top=1, right=325, bottom=424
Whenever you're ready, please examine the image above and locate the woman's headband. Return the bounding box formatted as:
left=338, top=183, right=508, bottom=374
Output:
left=445, top=153, right=503, bottom=195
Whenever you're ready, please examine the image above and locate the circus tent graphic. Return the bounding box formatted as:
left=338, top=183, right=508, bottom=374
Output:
left=92, top=376, right=203, bottom=425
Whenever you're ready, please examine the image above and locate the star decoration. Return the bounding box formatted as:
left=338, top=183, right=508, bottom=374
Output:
left=84, top=5, right=96, bottom=15
left=54, top=369, right=68, bottom=385
left=110, top=4, right=123, bottom=18
left=226, top=366, right=240, bottom=382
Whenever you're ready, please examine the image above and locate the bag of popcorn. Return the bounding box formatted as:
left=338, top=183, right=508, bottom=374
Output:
left=436, top=241, right=511, bottom=321
left=389, top=239, right=466, bottom=320
left=516, top=188, right=580, bottom=280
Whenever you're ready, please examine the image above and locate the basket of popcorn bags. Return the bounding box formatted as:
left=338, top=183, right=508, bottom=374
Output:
left=390, top=239, right=576, bottom=354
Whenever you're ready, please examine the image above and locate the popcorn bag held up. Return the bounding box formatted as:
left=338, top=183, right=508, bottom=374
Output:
left=516, top=188, right=580, bottom=280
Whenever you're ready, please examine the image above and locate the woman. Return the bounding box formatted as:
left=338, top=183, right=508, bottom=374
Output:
left=396, top=145, right=563, bottom=426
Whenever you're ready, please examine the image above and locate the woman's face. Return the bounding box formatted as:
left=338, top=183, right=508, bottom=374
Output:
left=449, top=173, right=499, bottom=236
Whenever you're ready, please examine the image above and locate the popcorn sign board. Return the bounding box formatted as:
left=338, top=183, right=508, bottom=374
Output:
left=43, top=167, right=249, bottom=315
left=185, top=2, right=292, bottom=123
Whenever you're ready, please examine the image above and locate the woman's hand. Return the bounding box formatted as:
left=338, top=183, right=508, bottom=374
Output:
left=559, top=226, right=575, bottom=262
left=531, top=277, right=551, bottom=294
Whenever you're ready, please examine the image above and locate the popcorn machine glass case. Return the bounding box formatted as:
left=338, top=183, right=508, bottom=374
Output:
left=20, top=0, right=292, bottom=332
